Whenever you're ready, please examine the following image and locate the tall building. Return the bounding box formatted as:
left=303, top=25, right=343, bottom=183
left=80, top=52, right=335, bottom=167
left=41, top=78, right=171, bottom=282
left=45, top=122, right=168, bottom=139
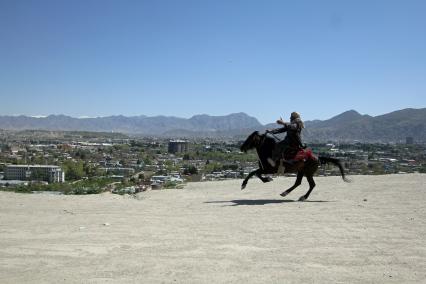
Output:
left=5, top=165, right=65, bottom=183
left=168, top=140, right=188, bottom=154
left=406, top=137, right=414, bottom=144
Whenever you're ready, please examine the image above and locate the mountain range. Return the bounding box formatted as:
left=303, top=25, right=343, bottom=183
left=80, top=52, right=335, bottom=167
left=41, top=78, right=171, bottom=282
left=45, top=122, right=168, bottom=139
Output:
left=0, top=108, right=425, bottom=142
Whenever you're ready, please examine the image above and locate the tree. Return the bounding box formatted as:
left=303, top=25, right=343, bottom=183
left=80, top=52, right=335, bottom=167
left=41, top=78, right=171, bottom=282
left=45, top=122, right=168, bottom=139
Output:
left=63, top=161, right=85, bottom=181
left=143, top=157, right=153, bottom=165
left=222, top=164, right=238, bottom=171
left=183, top=165, right=198, bottom=175
left=204, top=162, right=222, bottom=173
left=74, top=149, right=89, bottom=160
left=83, top=163, right=103, bottom=177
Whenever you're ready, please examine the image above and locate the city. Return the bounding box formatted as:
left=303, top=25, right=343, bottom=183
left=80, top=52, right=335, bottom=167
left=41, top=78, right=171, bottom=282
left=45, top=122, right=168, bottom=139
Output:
left=1, top=129, right=425, bottom=194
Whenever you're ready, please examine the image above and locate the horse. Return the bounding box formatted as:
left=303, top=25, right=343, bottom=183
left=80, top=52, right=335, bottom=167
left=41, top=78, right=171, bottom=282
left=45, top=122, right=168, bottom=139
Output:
left=240, top=131, right=349, bottom=201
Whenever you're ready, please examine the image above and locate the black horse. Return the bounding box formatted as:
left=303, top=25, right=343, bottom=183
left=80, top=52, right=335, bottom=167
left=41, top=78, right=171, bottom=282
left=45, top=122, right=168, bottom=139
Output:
left=240, top=131, right=349, bottom=201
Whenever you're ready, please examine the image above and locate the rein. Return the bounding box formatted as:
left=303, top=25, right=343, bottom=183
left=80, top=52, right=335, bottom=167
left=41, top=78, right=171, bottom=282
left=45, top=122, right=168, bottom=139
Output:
left=266, top=132, right=281, bottom=141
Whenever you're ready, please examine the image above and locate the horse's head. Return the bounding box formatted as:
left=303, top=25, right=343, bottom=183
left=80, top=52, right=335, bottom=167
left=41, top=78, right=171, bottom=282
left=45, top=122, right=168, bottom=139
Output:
left=240, top=131, right=263, bottom=152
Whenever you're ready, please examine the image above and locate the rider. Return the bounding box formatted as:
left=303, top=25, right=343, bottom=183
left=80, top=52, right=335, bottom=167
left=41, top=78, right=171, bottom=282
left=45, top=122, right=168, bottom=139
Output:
left=266, top=112, right=305, bottom=168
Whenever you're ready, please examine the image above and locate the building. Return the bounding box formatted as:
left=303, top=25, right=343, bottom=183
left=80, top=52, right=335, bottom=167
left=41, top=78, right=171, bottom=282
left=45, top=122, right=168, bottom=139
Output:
left=406, top=137, right=414, bottom=144
left=100, top=167, right=135, bottom=176
left=4, top=165, right=65, bottom=183
left=168, top=140, right=188, bottom=154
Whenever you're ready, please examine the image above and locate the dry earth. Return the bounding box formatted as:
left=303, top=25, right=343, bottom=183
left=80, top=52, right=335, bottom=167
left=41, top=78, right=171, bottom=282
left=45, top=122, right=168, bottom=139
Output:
left=1, top=174, right=425, bottom=283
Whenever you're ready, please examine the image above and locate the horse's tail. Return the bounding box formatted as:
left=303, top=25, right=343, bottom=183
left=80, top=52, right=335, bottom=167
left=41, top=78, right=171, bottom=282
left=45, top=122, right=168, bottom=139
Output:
left=318, top=156, right=350, bottom=182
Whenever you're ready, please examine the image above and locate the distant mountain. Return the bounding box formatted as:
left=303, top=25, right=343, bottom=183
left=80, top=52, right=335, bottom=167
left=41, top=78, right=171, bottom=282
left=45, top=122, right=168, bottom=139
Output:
left=0, top=108, right=425, bottom=142
left=0, top=112, right=263, bottom=136
left=302, top=108, right=426, bottom=143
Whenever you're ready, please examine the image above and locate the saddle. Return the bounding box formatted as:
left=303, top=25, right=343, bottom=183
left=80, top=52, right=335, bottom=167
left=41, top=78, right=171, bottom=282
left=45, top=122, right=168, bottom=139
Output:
left=292, top=148, right=316, bottom=162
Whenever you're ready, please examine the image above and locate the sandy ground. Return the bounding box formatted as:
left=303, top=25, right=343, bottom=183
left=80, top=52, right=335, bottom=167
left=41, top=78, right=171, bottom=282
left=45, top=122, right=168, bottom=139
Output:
left=1, top=174, right=425, bottom=284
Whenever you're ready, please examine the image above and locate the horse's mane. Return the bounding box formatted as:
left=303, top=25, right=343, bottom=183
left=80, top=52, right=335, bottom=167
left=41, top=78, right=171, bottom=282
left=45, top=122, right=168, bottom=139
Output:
left=240, top=131, right=277, bottom=153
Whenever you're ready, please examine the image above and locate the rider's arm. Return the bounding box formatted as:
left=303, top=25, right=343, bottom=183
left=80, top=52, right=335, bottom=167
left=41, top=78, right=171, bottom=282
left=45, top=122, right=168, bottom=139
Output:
left=269, top=127, right=287, bottom=134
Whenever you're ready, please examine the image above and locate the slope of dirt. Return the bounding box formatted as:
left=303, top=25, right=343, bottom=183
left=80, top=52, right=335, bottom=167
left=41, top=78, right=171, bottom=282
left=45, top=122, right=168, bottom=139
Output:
left=1, top=174, right=425, bottom=283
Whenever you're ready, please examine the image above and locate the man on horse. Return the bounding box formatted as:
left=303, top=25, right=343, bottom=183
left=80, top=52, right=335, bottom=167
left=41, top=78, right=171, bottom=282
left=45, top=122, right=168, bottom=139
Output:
left=266, top=112, right=305, bottom=170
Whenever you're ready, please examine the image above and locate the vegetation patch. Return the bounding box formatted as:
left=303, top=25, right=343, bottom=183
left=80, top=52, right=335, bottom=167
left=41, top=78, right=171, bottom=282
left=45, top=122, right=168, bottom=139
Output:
left=1, top=177, right=116, bottom=195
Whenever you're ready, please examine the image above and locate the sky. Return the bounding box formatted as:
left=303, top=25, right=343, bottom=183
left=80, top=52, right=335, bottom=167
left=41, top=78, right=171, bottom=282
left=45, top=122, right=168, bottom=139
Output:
left=0, top=0, right=425, bottom=124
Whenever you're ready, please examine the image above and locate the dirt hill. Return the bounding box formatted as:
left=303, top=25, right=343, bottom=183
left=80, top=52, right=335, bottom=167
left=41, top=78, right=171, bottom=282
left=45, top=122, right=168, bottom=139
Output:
left=1, top=174, right=425, bottom=283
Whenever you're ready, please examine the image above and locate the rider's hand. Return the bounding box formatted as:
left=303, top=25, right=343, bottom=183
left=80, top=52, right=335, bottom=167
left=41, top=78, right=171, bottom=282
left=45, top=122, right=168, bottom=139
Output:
left=276, top=117, right=285, bottom=125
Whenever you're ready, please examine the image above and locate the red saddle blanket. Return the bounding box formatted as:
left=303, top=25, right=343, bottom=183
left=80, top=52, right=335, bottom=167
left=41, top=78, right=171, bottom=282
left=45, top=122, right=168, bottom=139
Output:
left=293, top=148, right=317, bottom=161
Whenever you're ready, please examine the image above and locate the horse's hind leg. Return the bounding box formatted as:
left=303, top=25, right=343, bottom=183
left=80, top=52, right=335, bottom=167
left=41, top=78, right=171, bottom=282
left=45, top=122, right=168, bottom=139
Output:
left=299, top=175, right=316, bottom=201
left=280, top=172, right=303, bottom=197
left=256, top=172, right=273, bottom=183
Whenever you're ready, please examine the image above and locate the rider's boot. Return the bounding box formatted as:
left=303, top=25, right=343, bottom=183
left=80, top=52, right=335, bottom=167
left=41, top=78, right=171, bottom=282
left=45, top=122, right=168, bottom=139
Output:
left=267, top=157, right=276, bottom=167
left=277, top=159, right=285, bottom=174
left=267, top=149, right=279, bottom=167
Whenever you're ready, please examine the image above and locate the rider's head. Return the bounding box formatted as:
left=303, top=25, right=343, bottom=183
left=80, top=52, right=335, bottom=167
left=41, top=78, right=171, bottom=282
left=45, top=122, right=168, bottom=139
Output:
left=290, top=112, right=304, bottom=128
left=290, top=112, right=301, bottom=121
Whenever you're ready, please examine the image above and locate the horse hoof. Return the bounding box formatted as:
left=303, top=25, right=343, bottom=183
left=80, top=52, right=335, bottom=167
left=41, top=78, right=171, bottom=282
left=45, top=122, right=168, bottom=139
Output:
left=241, top=184, right=246, bottom=190
left=266, top=177, right=273, bottom=182
left=280, top=191, right=289, bottom=197
left=298, top=196, right=307, bottom=202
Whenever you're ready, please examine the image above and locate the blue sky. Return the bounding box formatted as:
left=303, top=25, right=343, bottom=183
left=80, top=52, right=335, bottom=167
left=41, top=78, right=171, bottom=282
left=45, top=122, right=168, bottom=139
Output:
left=0, top=0, right=425, bottom=124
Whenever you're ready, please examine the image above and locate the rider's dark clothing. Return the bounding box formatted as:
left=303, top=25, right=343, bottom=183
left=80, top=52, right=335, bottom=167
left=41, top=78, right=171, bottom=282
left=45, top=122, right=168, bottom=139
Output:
left=269, top=118, right=304, bottom=161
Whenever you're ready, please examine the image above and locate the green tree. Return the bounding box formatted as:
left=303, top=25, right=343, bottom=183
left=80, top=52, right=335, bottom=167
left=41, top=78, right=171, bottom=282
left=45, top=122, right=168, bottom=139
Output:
left=183, top=165, right=198, bottom=175
left=204, top=162, right=222, bottom=173
left=83, top=163, right=103, bottom=177
left=63, top=161, right=85, bottom=181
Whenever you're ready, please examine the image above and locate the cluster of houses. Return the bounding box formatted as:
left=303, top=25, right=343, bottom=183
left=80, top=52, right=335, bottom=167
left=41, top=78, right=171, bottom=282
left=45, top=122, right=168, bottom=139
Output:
left=1, top=131, right=425, bottom=190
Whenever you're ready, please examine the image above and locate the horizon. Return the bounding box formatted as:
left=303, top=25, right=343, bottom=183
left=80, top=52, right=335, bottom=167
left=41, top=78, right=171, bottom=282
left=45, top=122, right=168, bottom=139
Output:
left=1, top=1, right=425, bottom=124
left=1, top=107, right=423, bottom=125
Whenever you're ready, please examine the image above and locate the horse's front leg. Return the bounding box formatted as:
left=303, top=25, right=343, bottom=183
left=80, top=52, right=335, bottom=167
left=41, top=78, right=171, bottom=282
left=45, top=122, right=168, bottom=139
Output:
left=241, top=169, right=260, bottom=190
left=280, top=171, right=303, bottom=197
